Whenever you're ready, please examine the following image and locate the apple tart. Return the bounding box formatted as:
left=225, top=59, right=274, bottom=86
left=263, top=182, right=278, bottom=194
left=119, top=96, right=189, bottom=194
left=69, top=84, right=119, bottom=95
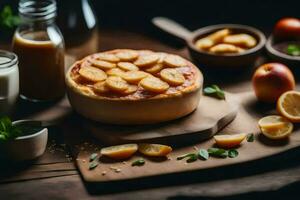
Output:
left=66, top=49, right=203, bottom=124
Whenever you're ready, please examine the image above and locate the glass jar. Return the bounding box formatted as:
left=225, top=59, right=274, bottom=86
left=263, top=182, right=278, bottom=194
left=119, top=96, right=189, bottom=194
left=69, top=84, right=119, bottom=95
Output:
left=12, top=0, right=65, bottom=102
left=0, top=50, right=19, bottom=115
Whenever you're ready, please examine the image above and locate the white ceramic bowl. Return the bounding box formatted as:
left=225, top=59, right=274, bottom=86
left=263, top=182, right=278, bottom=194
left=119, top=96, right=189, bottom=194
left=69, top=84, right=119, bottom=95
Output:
left=1, top=120, right=48, bottom=161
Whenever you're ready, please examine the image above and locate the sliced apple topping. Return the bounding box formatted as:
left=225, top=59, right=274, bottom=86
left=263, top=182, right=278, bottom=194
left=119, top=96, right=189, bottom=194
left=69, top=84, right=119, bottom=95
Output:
left=79, top=66, right=107, bottom=82
left=105, top=76, right=128, bottom=92
left=140, top=76, right=169, bottom=93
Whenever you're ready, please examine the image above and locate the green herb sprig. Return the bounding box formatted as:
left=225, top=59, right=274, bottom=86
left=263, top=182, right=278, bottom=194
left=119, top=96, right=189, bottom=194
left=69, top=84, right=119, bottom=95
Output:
left=177, top=147, right=239, bottom=163
left=89, top=153, right=98, bottom=162
left=246, top=133, right=254, bottom=142
left=207, top=148, right=228, bottom=158
left=177, top=153, right=198, bottom=163
left=287, top=44, right=300, bottom=56
left=132, top=159, right=145, bottom=166
left=198, top=149, right=209, bottom=160
left=0, top=6, right=20, bottom=29
left=88, top=152, right=99, bottom=170
left=0, top=116, right=22, bottom=142
left=204, top=85, right=225, bottom=100
left=89, top=161, right=98, bottom=170
left=208, top=148, right=239, bottom=158
left=228, top=149, right=239, bottom=158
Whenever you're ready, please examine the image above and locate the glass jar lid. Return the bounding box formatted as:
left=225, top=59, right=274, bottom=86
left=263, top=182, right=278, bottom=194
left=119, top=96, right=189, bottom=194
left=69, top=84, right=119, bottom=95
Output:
left=0, top=50, right=18, bottom=69
left=19, top=0, right=57, bottom=21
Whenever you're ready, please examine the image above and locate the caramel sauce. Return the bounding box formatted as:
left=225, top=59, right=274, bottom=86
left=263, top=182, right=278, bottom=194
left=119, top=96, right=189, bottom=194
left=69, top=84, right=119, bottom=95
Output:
left=12, top=31, right=65, bottom=101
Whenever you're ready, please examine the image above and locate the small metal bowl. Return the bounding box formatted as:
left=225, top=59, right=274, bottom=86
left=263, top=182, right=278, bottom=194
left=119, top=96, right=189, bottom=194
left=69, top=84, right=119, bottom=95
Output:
left=0, top=120, right=48, bottom=161
left=266, top=35, right=300, bottom=67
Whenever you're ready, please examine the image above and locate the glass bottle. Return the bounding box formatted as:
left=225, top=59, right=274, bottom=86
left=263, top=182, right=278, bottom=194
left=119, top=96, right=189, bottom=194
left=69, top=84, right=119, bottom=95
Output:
left=57, top=0, right=98, bottom=59
left=12, top=0, right=65, bottom=102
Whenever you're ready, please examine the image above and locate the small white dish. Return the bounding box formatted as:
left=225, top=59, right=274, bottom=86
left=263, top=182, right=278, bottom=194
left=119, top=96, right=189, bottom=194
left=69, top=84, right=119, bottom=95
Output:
left=1, top=120, right=48, bottom=161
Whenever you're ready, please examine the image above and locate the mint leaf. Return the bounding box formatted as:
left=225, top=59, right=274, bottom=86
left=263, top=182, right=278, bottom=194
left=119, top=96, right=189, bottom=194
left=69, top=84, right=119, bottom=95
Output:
left=0, top=134, right=6, bottom=141
left=203, top=87, right=216, bottom=94
left=0, top=116, right=11, bottom=131
left=208, top=148, right=228, bottom=158
left=247, top=133, right=254, bottom=142
left=89, top=153, right=98, bottom=162
left=177, top=153, right=196, bottom=160
left=0, top=5, right=20, bottom=29
left=198, top=149, right=209, bottom=160
left=287, top=44, right=300, bottom=56
left=204, top=85, right=225, bottom=100
left=89, top=161, right=98, bottom=170
left=186, top=154, right=198, bottom=163
left=228, top=149, right=239, bottom=158
left=0, top=116, right=22, bottom=142
left=177, top=153, right=198, bottom=163
left=132, top=159, right=145, bottom=166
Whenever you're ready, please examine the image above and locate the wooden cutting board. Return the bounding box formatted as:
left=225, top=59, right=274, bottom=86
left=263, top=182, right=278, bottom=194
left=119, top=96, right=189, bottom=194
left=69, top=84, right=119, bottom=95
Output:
left=85, top=93, right=239, bottom=144
left=75, top=91, right=300, bottom=183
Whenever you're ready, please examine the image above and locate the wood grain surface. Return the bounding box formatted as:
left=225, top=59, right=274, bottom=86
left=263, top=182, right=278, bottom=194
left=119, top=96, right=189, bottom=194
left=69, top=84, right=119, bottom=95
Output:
left=0, top=56, right=76, bottom=184
left=86, top=93, right=239, bottom=144
left=76, top=91, right=300, bottom=182
left=2, top=29, right=300, bottom=199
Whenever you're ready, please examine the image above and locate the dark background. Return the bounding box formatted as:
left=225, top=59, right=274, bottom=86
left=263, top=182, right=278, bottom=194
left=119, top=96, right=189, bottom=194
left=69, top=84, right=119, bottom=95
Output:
left=93, top=0, right=300, bottom=33
left=1, top=0, right=300, bottom=33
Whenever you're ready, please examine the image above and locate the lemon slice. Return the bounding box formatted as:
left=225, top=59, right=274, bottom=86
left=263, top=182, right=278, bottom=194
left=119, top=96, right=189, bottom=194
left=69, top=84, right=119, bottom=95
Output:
left=261, top=125, right=293, bottom=140
left=100, top=144, right=138, bottom=159
left=277, top=91, right=300, bottom=123
left=214, top=133, right=247, bottom=148
left=138, top=144, right=172, bottom=157
left=258, top=115, right=293, bottom=140
left=258, top=115, right=288, bottom=132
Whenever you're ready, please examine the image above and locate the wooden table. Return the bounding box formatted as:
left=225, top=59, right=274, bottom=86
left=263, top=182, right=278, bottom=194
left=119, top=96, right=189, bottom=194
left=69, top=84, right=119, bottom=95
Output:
left=1, top=29, right=300, bottom=200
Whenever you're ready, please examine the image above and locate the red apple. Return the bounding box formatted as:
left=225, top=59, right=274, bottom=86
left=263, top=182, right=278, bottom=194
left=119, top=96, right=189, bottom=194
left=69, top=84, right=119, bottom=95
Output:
left=274, top=18, right=300, bottom=40
left=252, top=63, right=295, bottom=103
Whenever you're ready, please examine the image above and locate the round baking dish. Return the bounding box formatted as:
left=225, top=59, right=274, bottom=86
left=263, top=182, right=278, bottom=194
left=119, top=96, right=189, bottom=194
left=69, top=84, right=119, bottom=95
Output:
left=66, top=50, right=203, bottom=125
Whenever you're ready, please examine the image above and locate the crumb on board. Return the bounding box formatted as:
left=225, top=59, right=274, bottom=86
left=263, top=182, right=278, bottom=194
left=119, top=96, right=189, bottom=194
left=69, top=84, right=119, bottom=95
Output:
left=109, top=166, right=121, bottom=173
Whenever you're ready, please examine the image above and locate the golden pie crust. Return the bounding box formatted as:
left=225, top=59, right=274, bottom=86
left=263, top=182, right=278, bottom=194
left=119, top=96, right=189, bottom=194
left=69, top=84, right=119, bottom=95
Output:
left=66, top=49, right=203, bottom=124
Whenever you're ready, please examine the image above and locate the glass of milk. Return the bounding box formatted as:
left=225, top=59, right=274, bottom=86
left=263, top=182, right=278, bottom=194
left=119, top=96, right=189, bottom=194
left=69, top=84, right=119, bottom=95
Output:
left=0, top=50, right=19, bottom=115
